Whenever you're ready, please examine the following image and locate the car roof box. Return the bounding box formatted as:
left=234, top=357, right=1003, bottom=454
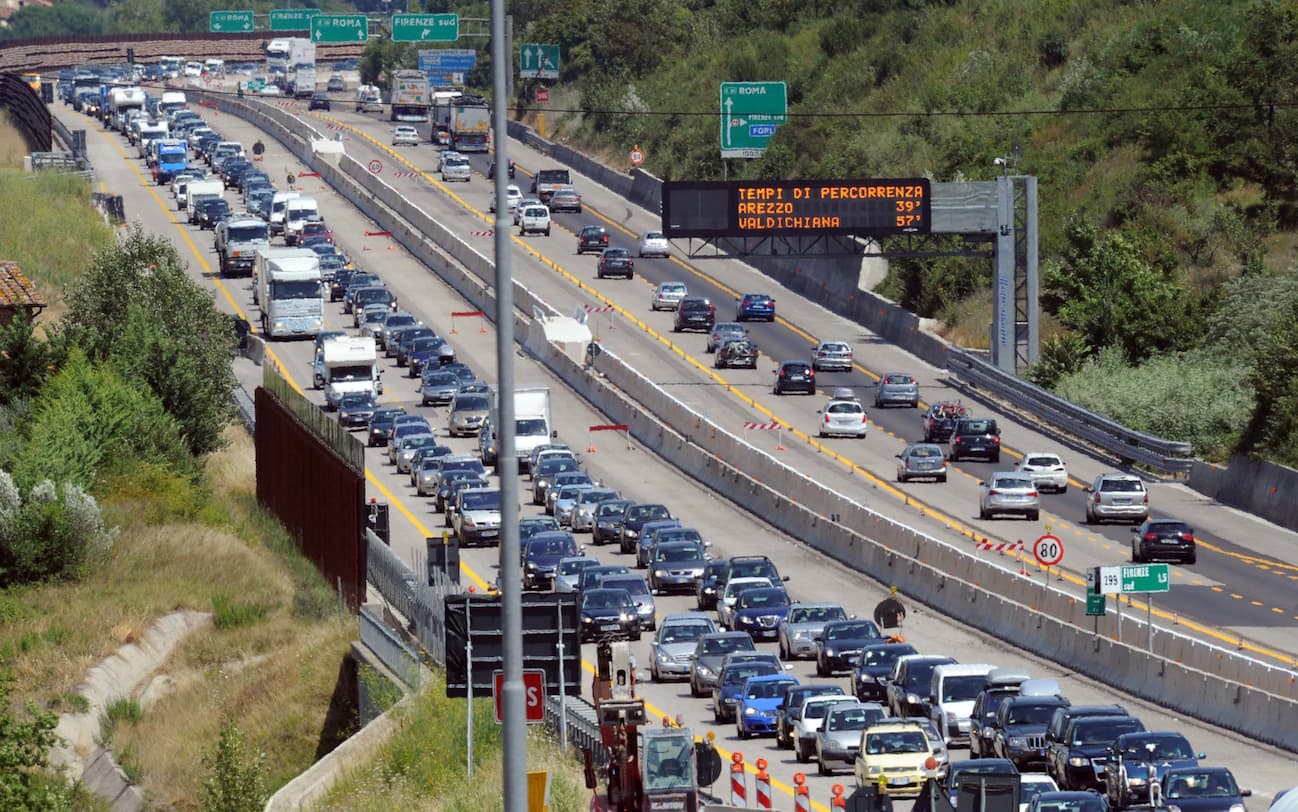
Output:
left=1017, top=678, right=1064, bottom=698
left=984, top=667, right=1031, bottom=689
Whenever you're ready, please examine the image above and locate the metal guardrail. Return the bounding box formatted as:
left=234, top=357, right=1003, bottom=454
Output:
left=947, top=349, right=1196, bottom=474
left=359, top=604, right=421, bottom=689
left=544, top=694, right=605, bottom=763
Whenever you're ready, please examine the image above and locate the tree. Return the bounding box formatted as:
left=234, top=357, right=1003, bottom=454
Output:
left=0, top=3, right=104, bottom=39
left=61, top=228, right=236, bottom=458
left=0, top=670, right=71, bottom=809
left=0, top=312, right=65, bottom=408
left=201, top=722, right=268, bottom=812
left=1239, top=296, right=1298, bottom=465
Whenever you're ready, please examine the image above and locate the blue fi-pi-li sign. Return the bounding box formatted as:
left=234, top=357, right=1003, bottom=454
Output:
left=749, top=124, right=778, bottom=138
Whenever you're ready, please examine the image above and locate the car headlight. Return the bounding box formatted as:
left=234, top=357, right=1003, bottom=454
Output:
left=1167, top=806, right=1182, bottom=812
left=906, top=693, right=921, bottom=704
left=866, top=766, right=883, bottom=775
left=582, top=616, right=593, bottom=624
left=525, top=562, right=536, bottom=570
left=654, top=569, right=668, bottom=578
left=744, top=707, right=757, bottom=716
left=1128, top=777, right=1146, bottom=786
left=620, top=612, right=635, bottom=622
left=656, top=651, right=672, bottom=664
left=825, top=648, right=837, bottom=657
left=983, top=726, right=996, bottom=738
left=737, top=616, right=754, bottom=625
left=1008, top=736, right=1027, bottom=748
left=1228, top=804, right=1245, bottom=812
left=1068, top=756, right=1089, bottom=767
left=626, top=529, right=638, bottom=538
left=272, top=320, right=285, bottom=330
left=696, top=666, right=712, bottom=678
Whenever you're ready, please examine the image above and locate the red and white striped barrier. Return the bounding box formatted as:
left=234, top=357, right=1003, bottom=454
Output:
left=586, top=423, right=630, bottom=454
left=743, top=420, right=786, bottom=452
left=976, top=540, right=1024, bottom=552
left=583, top=302, right=617, bottom=335
left=394, top=171, right=419, bottom=178
left=469, top=229, right=495, bottom=237
left=729, top=752, right=746, bottom=807
left=450, top=310, right=487, bottom=335
left=793, top=772, right=811, bottom=812
left=754, top=758, right=772, bottom=809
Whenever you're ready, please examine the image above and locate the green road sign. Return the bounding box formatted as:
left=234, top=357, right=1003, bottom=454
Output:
left=392, top=13, right=458, bottom=42
left=519, top=44, right=560, bottom=80
left=720, top=81, right=788, bottom=159
left=245, top=78, right=265, bottom=92
left=311, top=13, right=368, bottom=43
left=210, top=10, right=254, bottom=32
left=269, top=8, right=320, bottom=32
left=1086, top=593, right=1107, bottom=617
left=1098, top=564, right=1170, bottom=595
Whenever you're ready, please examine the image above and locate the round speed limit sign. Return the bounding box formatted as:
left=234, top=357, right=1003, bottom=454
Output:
left=1033, top=534, right=1064, bottom=567
left=367, top=158, right=383, bottom=174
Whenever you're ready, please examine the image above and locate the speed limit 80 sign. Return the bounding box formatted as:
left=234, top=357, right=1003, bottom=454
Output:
left=1033, top=534, right=1064, bottom=567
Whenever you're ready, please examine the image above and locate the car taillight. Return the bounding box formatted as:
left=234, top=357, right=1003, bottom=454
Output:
left=988, top=490, right=1002, bottom=496
left=993, top=436, right=1001, bottom=444
left=1093, top=493, right=1102, bottom=504
left=861, top=414, right=868, bottom=424
left=1027, top=490, right=1038, bottom=497
left=1143, top=493, right=1149, bottom=504
left=824, top=414, right=831, bottom=424
left=1145, top=533, right=1158, bottom=541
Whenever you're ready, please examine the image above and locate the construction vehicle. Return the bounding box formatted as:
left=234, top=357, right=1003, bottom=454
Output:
left=585, top=641, right=711, bottom=812
left=390, top=69, right=430, bottom=122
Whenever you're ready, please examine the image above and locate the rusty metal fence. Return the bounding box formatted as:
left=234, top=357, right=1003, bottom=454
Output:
left=0, top=73, right=51, bottom=153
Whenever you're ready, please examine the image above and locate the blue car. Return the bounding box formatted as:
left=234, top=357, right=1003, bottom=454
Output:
left=736, top=674, right=800, bottom=739
left=728, top=586, right=793, bottom=639
left=713, top=661, right=780, bottom=723
left=736, top=292, right=776, bottom=322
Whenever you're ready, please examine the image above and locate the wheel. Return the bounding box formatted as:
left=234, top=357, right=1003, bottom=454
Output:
left=1058, top=484, right=1068, bottom=494
left=875, top=398, right=882, bottom=408
left=979, top=507, right=989, bottom=520
left=714, top=705, right=724, bottom=724
left=820, top=430, right=828, bottom=439
left=779, top=639, right=789, bottom=660
left=544, top=227, right=551, bottom=236
left=738, top=723, right=750, bottom=740
left=1084, top=510, right=1095, bottom=525
left=1029, top=511, right=1040, bottom=522
left=1131, top=542, right=1140, bottom=563
left=991, top=453, right=1001, bottom=463
left=815, top=658, right=827, bottom=677
left=896, top=472, right=904, bottom=482
left=1187, top=553, right=1197, bottom=565
left=937, top=475, right=947, bottom=483
left=630, top=630, right=641, bottom=642
left=795, top=739, right=808, bottom=763
left=818, top=756, right=830, bottom=776
left=691, top=680, right=703, bottom=698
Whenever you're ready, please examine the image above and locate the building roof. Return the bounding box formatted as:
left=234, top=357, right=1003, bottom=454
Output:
left=0, top=260, right=47, bottom=312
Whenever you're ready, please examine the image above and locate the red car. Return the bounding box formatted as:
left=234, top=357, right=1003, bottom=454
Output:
left=300, top=221, right=333, bottom=244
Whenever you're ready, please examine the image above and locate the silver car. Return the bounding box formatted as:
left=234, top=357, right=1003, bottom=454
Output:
left=392, top=125, right=419, bottom=146
left=794, top=695, right=862, bottom=764
left=979, top=473, right=1041, bottom=521
left=817, top=398, right=869, bottom=438
left=651, top=281, right=688, bottom=311
left=452, top=486, right=503, bottom=547
left=874, top=372, right=920, bottom=408
left=706, top=321, right=748, bottom=353
left=649, top=613, right=717, bottom=682
left=817, top=703, right=887, bottom=775
left=1017, top=452, right=1069, bottom=493
left=366, top=311, right=418, bottom=350
left=553, top=482, right=596, bottom=527
left=571, top=487, right=619, bottom=532
left=420, top=370, right=461, bottom=406
left=639, top=230, right=671, bottom=258
left=1085, top=473, right=1148, bottom=524
left=778, top=602, right=849, bottom=661
left=388, top=430, right=434, bottom=466
left=554, top=556, right=599, bottom=593
left=896, top=444, right=949, bottom=483
left=689, top=631, right=757, bottom=697
left=811, top=340, right=854, bottom=371
left=601, top=574, right=656, bottom=630
left=447, top=392, right=491, bottom=438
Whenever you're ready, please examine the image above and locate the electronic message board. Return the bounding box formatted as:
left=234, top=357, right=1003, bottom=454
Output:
left=661, top=178, right=931, bottom=238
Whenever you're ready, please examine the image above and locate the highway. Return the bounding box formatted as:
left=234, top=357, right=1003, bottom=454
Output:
left=57, top=92, right=1298, bottom=807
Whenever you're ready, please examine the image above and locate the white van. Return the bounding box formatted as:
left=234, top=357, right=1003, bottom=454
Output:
left=283, top=197, right=321, bottom=245
left=185, top=179, right=225, bottom=224
left=518, top=204, right=551, bottom=237
left=184, top=61, right=204, bottom=78
left=204, top=59, right=225, bottom=76
left=268, top=190, right=302, bottom=236
left=928, top=663, right=996, bottom=747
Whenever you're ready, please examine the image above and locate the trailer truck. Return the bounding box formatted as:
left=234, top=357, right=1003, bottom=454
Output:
left=107, top=86, right=146, bottom=133
left=253, top=247, right=323, bottom=339
left=318, top=336, right=382, bottom=410
left=390, top=69, right=430, bottom=122
left=446, top=94, right=490, bottom=152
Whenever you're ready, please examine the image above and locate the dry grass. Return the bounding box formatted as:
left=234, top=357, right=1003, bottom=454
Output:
left=0, top=113, right=29, bottom=169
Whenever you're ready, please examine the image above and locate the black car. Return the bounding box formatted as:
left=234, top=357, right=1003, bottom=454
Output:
left=715, top=339, right=758, bottom=369
left=774, top=361, right=817, bottom=395
left=330, top=268, right=355, bottom=302
left=1051, top=715, right=1146, bottom=791
left=620, top=503, right=673, bottom=554
left=949, top=417, right=1001, bottom=462
left=195, top=198, right=231, bottom=229
left=776, top=684, right=846, bottom=749
left=593, top=499, right=633, bottom=546
left=337, top=392, right=377, bottom=429
left=576, top=225, right=609, bottom=254
left=522, top=531, right=581, bottom=591
left=850, top=641, right=917, bottom=702
left=367, top=407, right=407, bottom=447
left=309, top=93, right=331, bottom=111
left=487, top=158, right=515, bottom=179
left=673, top=297, right=715, bottom=332
left=596, top=247, right=635, bottom=279
left=408, top=337, right=455, bottom=377
left=1155, top=767, right=1250, bottom=812
left=695, top=560, right=727, bottom=610
left=395, top=327, right=437, bottom=366
left=993, top=695, right=1071, bottom=769
left=943, top=759, right=1021, bottom=807
left=1132, top=519, right=1197, bottom=564
left=815, top=619, right=883, bottom=676
left=719, top=555, right=785, bottom=593
left=579, top=588, right=641, bottom=642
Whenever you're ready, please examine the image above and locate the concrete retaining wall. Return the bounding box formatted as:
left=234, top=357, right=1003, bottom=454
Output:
left=1189, top=455, right=1298, bottom=533
left=199, top=92, right=1298, bottom=754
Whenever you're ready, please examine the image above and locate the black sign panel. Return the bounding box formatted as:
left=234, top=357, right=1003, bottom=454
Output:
left=662, top=178, right=931, bottom=238
left=444, top=593, right=581, bottom=698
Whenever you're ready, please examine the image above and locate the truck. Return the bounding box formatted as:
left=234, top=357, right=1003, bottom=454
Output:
left=482, top=386, right=553, bottom=470
left=318, top=336, right=382, bottom=410
left=430, top=88, right=461, bottom=143
left=389, top=69, right=430, bottom=122
left=159, top=90, right=187, bottom=116
left=264, top=39, right=291, bottom=73
left=154, top=138, right=189, bottom=184
left=446, top=94, right=490, bottom=152
left=253, top=247, right=323, bottom=339
left=185, top=179, right=224, bottom=224
left=531, top=168, right=572, bottom=204
left=136, top=121, right=168, bottom=158
left=215, top=216, right=269, bottom=277
left=107, top=86, right=146, bottom=133
left=292, top=64, right=317, bottom=99
left=354, top=84, right=383, bottom=113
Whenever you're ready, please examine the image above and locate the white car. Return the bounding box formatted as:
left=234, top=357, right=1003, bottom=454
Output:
left=817, top=397, right=869, bottom=438
left=518, top=204, right=552, bottom=236
left=793, top=695, right=861, bottom=764
left=441, top=153, right=471, bottom=182
left=392, top=125, right=420, bottom=146
left=1015, top=452, right=1068, bottom=493
left=490, top=184, right=523, bottom=213
left=1018, top=774, right=1060, bottom=812
left=716, top=576, right=773, bottom=629
left=258, top=84, right=282, bottom=96
left=651, top=282, right=688, bottom=311
left=639, top=230, right=671, bottom=258
left=183, top=61, right=203, bottom=78
left=514, top=197, right=543, bottom=225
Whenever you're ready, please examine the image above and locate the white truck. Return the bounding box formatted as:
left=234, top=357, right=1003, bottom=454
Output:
left=185, top=179, right=225, bottom=224
left=107, top=86, right=146, bottom=133
left=318, top=336, right=382, bottom=409
left=253, top=247, right=323, bottom=339
left=355, top=84, right=383, bottom=113
left=137, top=121, right=169, bottom=159
left=389, top=69, right=429, bottom=121
left=483, top=386, right=553, bottom=469
left=159, top=90, right=187, bottom=116
left=283, top=197, right=321, bottom=246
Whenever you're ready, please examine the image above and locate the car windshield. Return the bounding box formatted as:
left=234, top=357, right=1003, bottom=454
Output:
left=1124, top=737, right=1193, bottom=759
left=339, top=394, right=372, bottom=408
left=884, top=374, right=914, bottom=384
left=828, top=707, right=881, bottom=731
left=1100, top=479, right=1144, bottom=492
left=864, top=730, right=928, bottom=754
left=454, top=395, right=490, bottom=411
left=942, top=675, right=989, bottom=702
left=657, top=543, right=704, bottom=562
left=826, top=621, right=879, bottom=641
left=1008, top=704, right=1061, bottom=725
left=1148, top=521, right=1190, bottom=534
left=1035, top=800, right=1107, bottom=812
left=603, top=577, right=649, bottom=597
left=805, top=699, right=852, bottom=719
left=827, top=402, right=863, bottom=415
left=1027, top=456, right=1061, bottom=466
left=460, top=491, right=500, bottom=511
left=1164, top=772, right=1238, bottom=798
left=910, top=446, right=943, bottom=458
left=661, top=623, right=710, bottom=644
left=1075, top=718, right=1143, bottom=745
left=645, top=232, right=666, bottom=241
left=860, top=646, right=912, bottom=667
left=746, top=679, right=796, bottom=699
left=385, top=315, right=417, bottom=329
left=723, top=665, right=773, bottom=685
left=737, top=589, right=788, bottom=609
left=960, top=420, right=994, bottom=433
left=979, top=692, right=1012, bottom=721
left=702, top=636, right=754, bottom=656
left=517, top=418, right=548, bottom=436
left=558, top=558, right=595, bottom=576
left=789, top=606, right=846, bottom=624
left=424, top=372, right=458, bottom=387
left=993, top=476, right=1034, bottom=489
left=628, top=505, right=670, bottom=522
left=585, top=591, right=630, bottom=611
left=227, top=225, right=267, bottom=241
left=527, top=536, right=576, bottom=557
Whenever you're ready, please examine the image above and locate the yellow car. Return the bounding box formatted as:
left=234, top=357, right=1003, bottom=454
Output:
left=854, top=720, right=935, bottom=798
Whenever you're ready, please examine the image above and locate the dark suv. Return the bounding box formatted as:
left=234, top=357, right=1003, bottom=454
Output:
left=948, top=417, right=1001, bottom=462
left=596, top=247, right=635, bottom=279
left=673, top=297, right=715, bottom=332
left=576, top=225, right=609, bottom=254
left=308, top=92, right=331, bottom=111
left=1049, top=714, right=1145, bottom=791
left=774, top=361, right=816, bottom=395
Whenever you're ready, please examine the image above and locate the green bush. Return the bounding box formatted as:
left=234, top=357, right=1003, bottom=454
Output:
left=201, top=721, right=268, bottom=812
left=0, top=670, right=72, bottom=809
left=0, top=468, right=116, bottom=587
left=211, top=592, right=269, bottom=630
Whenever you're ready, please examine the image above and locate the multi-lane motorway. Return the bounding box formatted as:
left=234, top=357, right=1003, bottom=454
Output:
left=56, top=86, right=1298, bottom=806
